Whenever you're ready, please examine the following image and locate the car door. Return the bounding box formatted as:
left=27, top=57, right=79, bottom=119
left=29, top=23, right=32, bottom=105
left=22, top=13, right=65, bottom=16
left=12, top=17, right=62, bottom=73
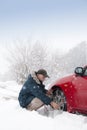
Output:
left=72, top=68, right=87, bottom=111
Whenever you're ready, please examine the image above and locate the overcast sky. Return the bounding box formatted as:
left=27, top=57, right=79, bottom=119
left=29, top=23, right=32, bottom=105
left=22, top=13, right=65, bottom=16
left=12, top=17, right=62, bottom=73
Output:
left=0, top=0, right=87, bottom=74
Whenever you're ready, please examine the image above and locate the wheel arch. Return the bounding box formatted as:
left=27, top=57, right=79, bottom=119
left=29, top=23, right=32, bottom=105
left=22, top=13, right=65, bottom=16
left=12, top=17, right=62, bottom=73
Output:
left=51, top=85, right=64, bottom=93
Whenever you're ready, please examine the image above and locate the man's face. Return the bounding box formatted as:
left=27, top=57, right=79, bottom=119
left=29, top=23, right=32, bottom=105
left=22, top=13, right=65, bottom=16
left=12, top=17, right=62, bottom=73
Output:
left=37, top=74, right=46, bottom=82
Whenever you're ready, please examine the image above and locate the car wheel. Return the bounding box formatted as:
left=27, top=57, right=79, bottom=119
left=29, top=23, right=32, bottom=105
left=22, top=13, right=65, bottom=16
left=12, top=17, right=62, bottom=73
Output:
left=52, top=88, right=67, bottom=111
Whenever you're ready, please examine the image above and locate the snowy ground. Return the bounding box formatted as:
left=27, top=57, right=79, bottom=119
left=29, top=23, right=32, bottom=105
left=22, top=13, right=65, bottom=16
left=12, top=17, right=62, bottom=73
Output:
left=0, top=81, right=87, bottom=130
left=0, top=80, right=21, bottom=100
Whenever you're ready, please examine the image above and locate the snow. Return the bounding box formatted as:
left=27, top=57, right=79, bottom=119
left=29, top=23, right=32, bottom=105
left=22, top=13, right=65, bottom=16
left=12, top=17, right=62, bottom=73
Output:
left=0, top=81, right=87, bottom=130
left=0, top=100, right=87, bottom=130
left=0, top=80, right=21, bottom=100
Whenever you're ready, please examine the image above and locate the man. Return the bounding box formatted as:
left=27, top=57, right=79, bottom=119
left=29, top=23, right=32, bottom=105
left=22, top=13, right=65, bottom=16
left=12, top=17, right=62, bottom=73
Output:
left=18, top=69, right=59, bottom=111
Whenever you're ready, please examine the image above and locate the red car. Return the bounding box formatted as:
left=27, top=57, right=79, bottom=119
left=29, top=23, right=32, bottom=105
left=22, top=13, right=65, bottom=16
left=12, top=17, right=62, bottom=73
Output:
left=49, top=66, right=87, bottom=114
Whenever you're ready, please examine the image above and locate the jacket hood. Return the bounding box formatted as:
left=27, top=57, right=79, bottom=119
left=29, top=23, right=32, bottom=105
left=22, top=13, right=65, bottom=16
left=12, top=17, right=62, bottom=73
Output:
left=30, top=71, right=41, bottom=85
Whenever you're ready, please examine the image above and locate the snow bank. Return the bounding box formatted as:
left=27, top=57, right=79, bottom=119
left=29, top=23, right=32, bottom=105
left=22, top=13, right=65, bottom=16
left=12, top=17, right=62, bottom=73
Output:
left=0, top=80, right=22, bottom=100
left=0, top=81, right=87, bottom=130
left=0, top=100, right=87, bottom=130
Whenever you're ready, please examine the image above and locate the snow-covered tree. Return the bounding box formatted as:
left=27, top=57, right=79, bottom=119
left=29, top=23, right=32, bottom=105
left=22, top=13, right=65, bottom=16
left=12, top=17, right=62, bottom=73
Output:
left=29, top=41, right=48, bottom=72
left=61, top=41, right=87, bottom=74
left=7, top=42, right=33, bottom=84
left=8, top=41, right=49, bottom=84
left=7, top=40, right=87, bottom=84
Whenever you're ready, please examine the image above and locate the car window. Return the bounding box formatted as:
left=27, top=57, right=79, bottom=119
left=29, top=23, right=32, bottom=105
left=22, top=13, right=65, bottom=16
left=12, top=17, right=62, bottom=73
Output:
left=83, top=68, right=87, bottom=76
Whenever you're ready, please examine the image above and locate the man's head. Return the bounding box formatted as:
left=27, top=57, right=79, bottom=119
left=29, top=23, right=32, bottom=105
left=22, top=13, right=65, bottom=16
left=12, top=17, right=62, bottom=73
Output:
left=36, top=69, right=49, bottom=82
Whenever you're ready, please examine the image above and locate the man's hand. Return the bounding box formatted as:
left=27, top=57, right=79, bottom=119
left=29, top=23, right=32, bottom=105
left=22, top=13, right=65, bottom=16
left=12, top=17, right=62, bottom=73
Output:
left=50, top=101, right=60, bottom=110
left=46, top=89, right=53, bottom=95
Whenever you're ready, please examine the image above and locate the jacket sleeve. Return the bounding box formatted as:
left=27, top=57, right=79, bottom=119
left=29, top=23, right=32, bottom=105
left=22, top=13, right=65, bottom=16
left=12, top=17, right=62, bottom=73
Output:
left=44, top=89, right=48, bottom=94
left=28, top=83, right=52, bottom=105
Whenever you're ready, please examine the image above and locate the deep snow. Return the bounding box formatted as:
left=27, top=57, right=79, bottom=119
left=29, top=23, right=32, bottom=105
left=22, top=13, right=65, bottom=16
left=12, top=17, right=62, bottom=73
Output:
left=0, top=81, right=87, bottom=130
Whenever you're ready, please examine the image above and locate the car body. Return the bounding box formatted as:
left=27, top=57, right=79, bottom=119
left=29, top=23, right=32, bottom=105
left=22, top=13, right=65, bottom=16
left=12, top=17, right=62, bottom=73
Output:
left=49, top=66, right=87, bottom=114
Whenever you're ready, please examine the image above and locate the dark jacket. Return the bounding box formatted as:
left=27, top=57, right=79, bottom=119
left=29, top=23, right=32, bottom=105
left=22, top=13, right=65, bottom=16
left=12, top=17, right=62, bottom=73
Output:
left=18, top=72, right=52, bottom=108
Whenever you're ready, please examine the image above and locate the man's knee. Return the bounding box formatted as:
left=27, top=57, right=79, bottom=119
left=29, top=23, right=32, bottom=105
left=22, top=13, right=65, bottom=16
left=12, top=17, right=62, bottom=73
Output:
left=26, top=98, right=44, bottom=111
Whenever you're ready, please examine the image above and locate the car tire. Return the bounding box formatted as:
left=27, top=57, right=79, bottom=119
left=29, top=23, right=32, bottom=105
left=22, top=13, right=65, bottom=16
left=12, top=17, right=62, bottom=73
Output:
left=52, top=88, right=67, bottom=111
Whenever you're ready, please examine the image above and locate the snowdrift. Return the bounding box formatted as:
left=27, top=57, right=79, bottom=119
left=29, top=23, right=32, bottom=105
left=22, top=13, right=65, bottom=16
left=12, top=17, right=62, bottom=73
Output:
left=0, top=81, right=87, bottom=130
